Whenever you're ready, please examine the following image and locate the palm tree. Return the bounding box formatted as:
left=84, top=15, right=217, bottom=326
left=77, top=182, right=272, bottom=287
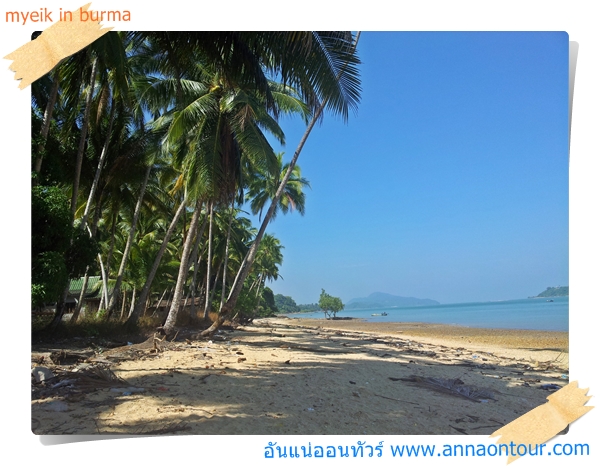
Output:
left=201, top=32, right=361, bottom=335
left=246, top=152, right=310, bottom=223
left=45, top=33, right=132, bottom=330
left=158, top=62, right=306, bottom=333
left=34, top=32, right=360, bottom=335
left=249, top=233, right=283, bottom=309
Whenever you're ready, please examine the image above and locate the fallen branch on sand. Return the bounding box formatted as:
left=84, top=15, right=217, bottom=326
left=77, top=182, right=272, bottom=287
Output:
left=373, top=393, right=419, bottom=405
left=392, top=375, right=497, bottom=402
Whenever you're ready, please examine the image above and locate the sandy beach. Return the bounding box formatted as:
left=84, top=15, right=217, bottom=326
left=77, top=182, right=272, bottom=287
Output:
left=31, top=317, right=568, bottom=435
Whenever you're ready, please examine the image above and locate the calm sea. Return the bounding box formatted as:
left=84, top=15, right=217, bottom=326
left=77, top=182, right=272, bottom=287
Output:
left=287, top=296, right=568, bottom=332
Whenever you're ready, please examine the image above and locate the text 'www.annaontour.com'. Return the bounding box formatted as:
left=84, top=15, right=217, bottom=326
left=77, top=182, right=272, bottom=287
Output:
left=263, top=441, right=591, bottom=459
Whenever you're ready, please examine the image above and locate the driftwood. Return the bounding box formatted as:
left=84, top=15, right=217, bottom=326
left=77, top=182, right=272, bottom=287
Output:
left=50, top=350, right=95, bottom=365
left=392, top=375, right=497, bottom=402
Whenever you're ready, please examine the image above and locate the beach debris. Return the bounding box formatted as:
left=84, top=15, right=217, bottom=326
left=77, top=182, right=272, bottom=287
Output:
left=349, top=381, right=356, bottom=384
left=32, top=364, right=131, bottom=403
left=449, top=425, right=468, bottom=434
left=32, top=366, right=55, bottom=383
left=50, top=349, right=94, bottom=365
left=373, top=393, right=419, bottom=405
left=237, top=357, right=246, bottom=363
left=539, top=384, right=561, bottom=391
left=49, top=379, right=77, bottom=389
left=43, top=400, right=70, bottom=412
left=393, top=375, right=497, bottom=402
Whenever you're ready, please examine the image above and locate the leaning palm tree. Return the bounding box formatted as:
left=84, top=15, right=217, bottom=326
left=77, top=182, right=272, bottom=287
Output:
left=200, top=32, right=361, bottom=336
left=46, top=33, right=132, bottom=330
left=160, top=69, right=293, bottom=332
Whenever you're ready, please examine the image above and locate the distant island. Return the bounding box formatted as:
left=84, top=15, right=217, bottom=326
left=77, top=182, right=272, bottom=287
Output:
left=274, top=291, right=440, bottom=314
left=529, top=286, right=569, bottom=298
left=345, top=292, right=440, bottom=310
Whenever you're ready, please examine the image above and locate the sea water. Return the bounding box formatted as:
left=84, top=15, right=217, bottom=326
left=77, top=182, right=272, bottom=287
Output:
left=287, top=296, right=568, bottom=331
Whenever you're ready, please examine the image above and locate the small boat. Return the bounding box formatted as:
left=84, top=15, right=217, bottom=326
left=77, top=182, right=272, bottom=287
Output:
left=546, top=299, right=554, bottom=302
left=371, top=312, right=388, bottom=316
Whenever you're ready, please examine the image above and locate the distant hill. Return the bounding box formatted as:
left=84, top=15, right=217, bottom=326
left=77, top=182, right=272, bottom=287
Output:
left=274, top=294, right=300, bottom=314
left=532, top=286, right=569, bottom=298
left=346, top=292, right=440, bottom=310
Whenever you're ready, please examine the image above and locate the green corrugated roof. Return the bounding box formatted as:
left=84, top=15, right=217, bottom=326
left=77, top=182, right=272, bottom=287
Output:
left=68, top=276, right=101, bottom=298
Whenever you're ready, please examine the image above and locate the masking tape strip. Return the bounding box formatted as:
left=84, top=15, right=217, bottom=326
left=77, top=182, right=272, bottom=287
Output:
left=490, top=381, right=593, bottom=464
left=4, top=3, right=111, bottom=89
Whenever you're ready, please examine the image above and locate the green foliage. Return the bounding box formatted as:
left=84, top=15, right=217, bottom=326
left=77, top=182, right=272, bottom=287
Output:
left=32, top=186, right=71, bottom=256
left=66, top=229, right=100, bottom=278
left=30, top=32, right=361, bottom=332
left=31, top=251, right=68, bottom=308
left=31, top=186, right=99, bottom=309
left=318, top=288, right=344, bottom=319
left=234, top=283, right=279, bottom=319
left=260, top=287, right=278, bottom=317
left=32, top=187, right=71, bottom=308
left=274, top=294, right=300, bottom=314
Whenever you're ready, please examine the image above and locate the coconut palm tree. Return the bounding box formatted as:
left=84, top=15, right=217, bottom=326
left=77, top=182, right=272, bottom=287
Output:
left=201, top=32, right=361, bottom=336
left=158, top=61, right=310, bottom=333
left=246, top=152, right=310, bottom=223
left=248, top=233, right=283, bottom=310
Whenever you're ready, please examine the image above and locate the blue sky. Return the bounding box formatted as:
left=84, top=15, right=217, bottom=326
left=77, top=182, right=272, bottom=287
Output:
left=255, top=32, right=569, bottom=305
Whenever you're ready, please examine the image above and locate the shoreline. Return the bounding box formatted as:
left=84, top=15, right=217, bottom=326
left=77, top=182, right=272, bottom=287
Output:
left=281, top=317, right=568, bottom=348
left=273, top=317, right=568, bottom=368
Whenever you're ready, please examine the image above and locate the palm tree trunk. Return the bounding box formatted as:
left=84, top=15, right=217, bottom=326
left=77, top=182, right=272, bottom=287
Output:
left=71, top=184, right=106, bottom=323
left=126, top=196, right=187, bottom=327
left=127, top=288, right=136, bottom=320
left=79, top=98, right=116, bottom=232
left=105, top=209, right=118, bottom=282
left=218, top=203, right=234, bottom=312
left=153, top=289, right=168, bottom=317
left=71, top=270, right=89, bottom=324
left=201, top=108, right=324, bottom=335
left=98, top=252, right=109, bottom=313
left=209, top=258, right=224, bottom=302
left=162, top=198, right=203, bottom=333
left=48, top=58, right=98, bottom=332
left=71, top=56, right=97, bottom=220
left=107, top=163, right=152, bottom=317
left=34, top=70, right=59, bottom=178
left=189, top=217, right=208, bottom=321
left=203, top=201, right=214, bottom=320
left=120, top=289, right=128, bottom=320
left=254, top=276, right=265, bottom=317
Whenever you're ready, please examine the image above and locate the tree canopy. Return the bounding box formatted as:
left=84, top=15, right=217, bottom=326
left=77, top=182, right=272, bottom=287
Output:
left=31, top=31, right=361, bottom=335
left=318, top=289, right=344, bottom=319
left=274, top=294, right=300, bottom=314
